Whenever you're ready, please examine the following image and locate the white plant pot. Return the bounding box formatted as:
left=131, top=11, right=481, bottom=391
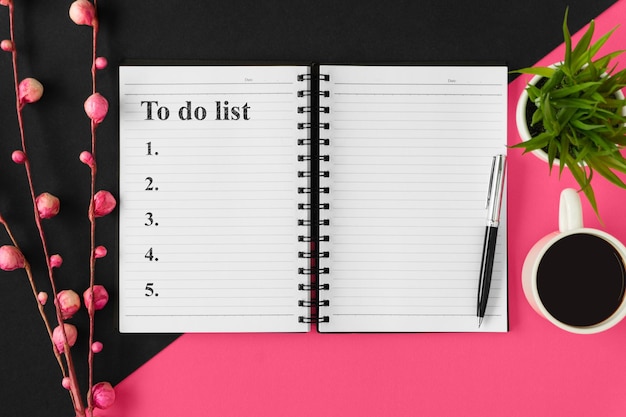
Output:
left=516, top=70, right=626, bottom=166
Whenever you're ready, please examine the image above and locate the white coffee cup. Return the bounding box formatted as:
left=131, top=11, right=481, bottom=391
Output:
left=521, top=188, right=626, bottom=334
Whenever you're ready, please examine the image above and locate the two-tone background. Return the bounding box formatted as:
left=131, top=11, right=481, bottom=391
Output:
left=0, top=1, right=623, bottom=416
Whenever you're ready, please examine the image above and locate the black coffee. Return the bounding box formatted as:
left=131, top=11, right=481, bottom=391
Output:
left=537, top=233, right=626, bottom=327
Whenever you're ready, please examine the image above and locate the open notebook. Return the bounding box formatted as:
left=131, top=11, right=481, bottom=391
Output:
left=118, top=64, right=508, bottom=333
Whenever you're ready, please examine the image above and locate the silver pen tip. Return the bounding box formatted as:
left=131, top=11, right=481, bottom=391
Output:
left=478, top=316, right=484, bottom=328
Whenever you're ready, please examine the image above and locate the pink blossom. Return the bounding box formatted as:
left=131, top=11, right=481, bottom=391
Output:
left=56, top=290, right=81, bottom=319
left=37, top=292, right=48, bottom=305
left=1, top=40, right=13, bottom=52
left=84, top=92, right=108, bottom=124
left=11, top=150, right=26, bottom=164
left=79, top=151, right=95, bottom=167
left=83, top=285, right=109, bottom=311
left=95, top=56, right=108, bottom=70
left=52, top=323, right=78, bottom=353
left=92, top=341, right=104, bottom=353
left=94, top=245, right=107, bottom=258
left=62, top=377, right=72, bottom=390
left=69, top=0, right=96, bottom=26
left=50, top=254, right=63, bottom=268
left=0, top=245, right=25, bottom=271
left=92, top=382, right=115, bottom=409
left=36, top=192, right=60, bottom=219
left=93, top=190, right=116, bottom=217
left=0, top=0, right=12, bottom=7
left=18, top=78, right=44, bottom=105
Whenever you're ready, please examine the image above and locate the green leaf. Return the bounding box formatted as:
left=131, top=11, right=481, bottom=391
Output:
left=571, top=19, right=595, bottom=65
left=578, top=26, right=619, bottom=69
left=511, top=131, right=553, bottom=151
left=551, top=98, right=596, bottom=110
left=570, top=119, right=605, bottom=131
left=588, top=156, right=626, bottom=188
left=548, top=138, right=559, bottom=168
left=542, top=94, right=559, bottom=133
left=563, top=7, right=572, bottom=66
left=531, top=107, right=545, bottom=126
left=559, top=134, right=571, bottom=174
left=564, top=154, right=599, bottom=215
left=550, top=82, right=602, bottom=99
left=513, top=67, right=556, bottom=78
left=597, top=155, right=626, bottom=174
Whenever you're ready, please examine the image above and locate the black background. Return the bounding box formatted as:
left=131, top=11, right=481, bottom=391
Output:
left=0, top=1, right=618, bottom=416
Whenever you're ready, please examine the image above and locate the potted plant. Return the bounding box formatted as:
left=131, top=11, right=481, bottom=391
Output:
left=513, top=8, right=626, bottom=216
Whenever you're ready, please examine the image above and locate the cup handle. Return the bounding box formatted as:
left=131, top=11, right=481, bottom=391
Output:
left=559, top=188, right=583, bottom=232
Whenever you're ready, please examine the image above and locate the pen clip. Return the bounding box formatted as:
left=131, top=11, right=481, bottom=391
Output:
left=486, top=154, right=506, bottom=226
left=485, top=156, right=497, bottom=209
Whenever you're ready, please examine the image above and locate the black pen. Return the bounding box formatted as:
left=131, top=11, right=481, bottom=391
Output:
left=477, top=154, right=506, bottom=327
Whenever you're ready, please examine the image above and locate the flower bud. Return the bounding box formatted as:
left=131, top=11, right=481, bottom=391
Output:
left=36, top=192, right=60, bottom=219
left=92, top=341, right=103, bottom=353
left=92, top=382, right=115, bottom=409
left=52, top=323, right=78, bottom=353
left=11, top=150, right=26, bottom=164
left=69, top=0, right=96, bottom=26
left=62, top=377, right=72, bottom=390
left=0, top=245, right=25, bottom=271
left=1, top=40, right=14, bottom=52
left=84, top=93, right=108, bottom=124
left=94, top=245, right=107, bottom=258
left=83, top=285, right=109, bottom=311
left=56, top=290, right=81, bottom=319
left=18, top=78, right=44, bottom=105
left=50, top=254, right=63, bottom=268
left=95, top=56, right=108, bottom=70
left=93, top=190, right=116, bottom=217
left=79, top=151, right=95, bottom=167
left=37, top=292, right=48, bottom=305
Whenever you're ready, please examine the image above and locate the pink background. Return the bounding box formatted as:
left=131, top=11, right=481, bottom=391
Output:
left=101, top=2, right=626, bottom=415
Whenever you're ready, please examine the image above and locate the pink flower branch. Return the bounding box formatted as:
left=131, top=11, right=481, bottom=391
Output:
left=70, top=0, right=116, bottom=415
left=1, top=0, right=116, bottom=415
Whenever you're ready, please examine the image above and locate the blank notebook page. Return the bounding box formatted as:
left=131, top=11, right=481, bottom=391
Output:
left=318, top=65, right=508, bottom=332
left=118, top=65, right=310, bottom=333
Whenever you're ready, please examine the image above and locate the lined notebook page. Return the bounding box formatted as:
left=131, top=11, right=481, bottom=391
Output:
left=119, top=65, right=310, bottom=333
left=318, top=65, right=508, bottom=332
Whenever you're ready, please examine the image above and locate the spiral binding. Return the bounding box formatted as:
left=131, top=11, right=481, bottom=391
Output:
left=316, top=72, right=332, bottom=324
left=296, top=71, right=331, bottom=324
